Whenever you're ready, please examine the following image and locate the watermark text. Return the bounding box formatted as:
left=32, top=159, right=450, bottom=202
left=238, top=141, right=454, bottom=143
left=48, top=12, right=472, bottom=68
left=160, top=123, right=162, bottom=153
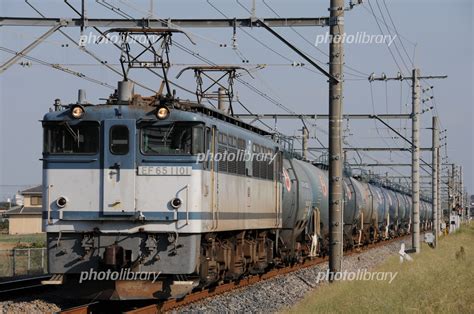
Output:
left=315, top=269, right=398, bottom=284
left=79, top=268, right=160, bottom=283
left=315, top=31, right=397, bottom=47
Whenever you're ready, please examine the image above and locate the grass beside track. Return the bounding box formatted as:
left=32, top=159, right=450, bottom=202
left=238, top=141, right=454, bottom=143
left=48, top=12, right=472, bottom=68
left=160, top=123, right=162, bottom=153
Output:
left=288, top=224, right=474, bottom=313
left=0, top=234, right=47, bottom=277
left=0, top=234, right=46, bottom=247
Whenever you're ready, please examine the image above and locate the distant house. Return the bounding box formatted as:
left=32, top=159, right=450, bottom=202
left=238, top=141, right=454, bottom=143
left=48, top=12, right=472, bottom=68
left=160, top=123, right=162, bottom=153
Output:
left=4, top=185, right=43, bottom=234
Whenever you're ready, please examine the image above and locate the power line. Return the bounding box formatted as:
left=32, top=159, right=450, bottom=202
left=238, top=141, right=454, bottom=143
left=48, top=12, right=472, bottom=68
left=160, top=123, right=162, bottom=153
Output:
left=206, top=0, right=293, bottom=62
left=369, top=82, right=407, bottom=161
left=373, top=0, right=411, bottom=74
left=0, top=46, right=115, bottom=89
left=365, top=0, right=407, bottom=78
left=63, top=0, right=196, bottom=96
left=381, top=0, right=414, bottom=67
left=24, top=0, right=156, bottom=93
left=98, top=0, right=279, bottom=133
left=262, top=0, right=370, bottom=79
left=116, top=0, right=226, bottom=46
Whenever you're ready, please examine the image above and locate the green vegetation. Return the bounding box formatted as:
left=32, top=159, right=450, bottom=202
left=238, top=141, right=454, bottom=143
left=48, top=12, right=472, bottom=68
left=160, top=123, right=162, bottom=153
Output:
left=0, top=234, right=47, bottom=277
left=288, top=224, right=474, bottom=313
left=0, top=233, right=46, bottom=248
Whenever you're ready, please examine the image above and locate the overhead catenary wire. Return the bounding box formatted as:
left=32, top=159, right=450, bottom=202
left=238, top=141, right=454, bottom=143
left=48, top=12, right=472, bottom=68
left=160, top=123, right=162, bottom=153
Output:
left=261, top=0, right=370, bottom=79
left=369, top=82, right=404, bottom=158
left=236, top=99, right=274, bottom=131
left=63, top=0, right=196, bottom=96
left=373, top=0, right=411, bottom=74
left=203, top=1, right=332, bottom=126
left=364, top=0, right=409, bottom=83
left=0, top=46, right=114, bottom=89
left=99, top=0, right=276, bottom=133
left=22, top=1, right=280, bottom=135
left=116, top=0, right=227, bottom=46
left=97, top=0, right=135, bottom=19
left=381, top=0, right=415, bottom=68
left=23, top=0, right=157, bottom=94
left=206, top=0, right=302, bottom=64
left=361, top=1, right=417, bottom=47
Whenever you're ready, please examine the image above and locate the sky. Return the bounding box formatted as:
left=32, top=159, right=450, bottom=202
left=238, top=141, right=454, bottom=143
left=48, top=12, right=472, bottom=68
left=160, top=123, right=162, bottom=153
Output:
left=0, top=0, right=473, bottom=202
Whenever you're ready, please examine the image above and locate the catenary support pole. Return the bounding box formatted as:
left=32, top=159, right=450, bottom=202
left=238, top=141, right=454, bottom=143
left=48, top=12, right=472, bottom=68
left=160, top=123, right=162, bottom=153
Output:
left=437, top=149, right=442, bottom=233
left=432, top=116, right=439, bottom=247
left=328, top=0, right=344, bottom=276
left=412, top=68, right=421, bottom=253
left=451, top=164, right=456, bottom=210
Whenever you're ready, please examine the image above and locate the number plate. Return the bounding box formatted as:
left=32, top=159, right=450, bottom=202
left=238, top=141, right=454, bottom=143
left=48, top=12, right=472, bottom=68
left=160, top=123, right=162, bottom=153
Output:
left=138, top=166, right=192, bottom=176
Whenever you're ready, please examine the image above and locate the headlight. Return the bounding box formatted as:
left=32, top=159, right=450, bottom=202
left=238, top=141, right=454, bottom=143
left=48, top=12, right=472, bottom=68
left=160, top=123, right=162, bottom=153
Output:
left=71, top=105, right=85, bottom=119
left=156, top=106, right=170, bottom=120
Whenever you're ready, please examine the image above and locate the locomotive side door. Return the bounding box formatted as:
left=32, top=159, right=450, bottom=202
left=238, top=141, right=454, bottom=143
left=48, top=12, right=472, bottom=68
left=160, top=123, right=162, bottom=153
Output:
left=210, top=126, right=218, bottom=229
left=245, top=139, right=253, bottom=210
left=102, top=119, right=136, bottom=215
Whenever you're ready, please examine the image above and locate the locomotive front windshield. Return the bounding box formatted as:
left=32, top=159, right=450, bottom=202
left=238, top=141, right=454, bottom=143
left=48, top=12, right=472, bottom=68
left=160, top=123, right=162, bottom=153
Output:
left=43, top=121, right=99, bottom=154
left=141, top=123, right=203, bottom=155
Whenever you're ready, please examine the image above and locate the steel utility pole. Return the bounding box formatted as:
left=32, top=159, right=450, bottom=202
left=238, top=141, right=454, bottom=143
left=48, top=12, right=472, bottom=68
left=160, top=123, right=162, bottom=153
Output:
left=437, top=150, right=442, bottom=231
left=451, top=164, right=456, bottom=209
left=328, top=0, right=344, bottom=274
left=411, top=68, right=422, bottom=253
left=432, top=116, right=439, bottom=247
left=448, top=168, right=453, bottom=211
left=369, top=69, right=446, bottom=253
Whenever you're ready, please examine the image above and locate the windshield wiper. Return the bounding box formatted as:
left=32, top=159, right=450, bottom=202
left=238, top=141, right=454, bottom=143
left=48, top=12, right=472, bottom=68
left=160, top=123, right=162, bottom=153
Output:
left=163, top=123, right=175, bottom=143
left=61, top=121, right=80, bottom=146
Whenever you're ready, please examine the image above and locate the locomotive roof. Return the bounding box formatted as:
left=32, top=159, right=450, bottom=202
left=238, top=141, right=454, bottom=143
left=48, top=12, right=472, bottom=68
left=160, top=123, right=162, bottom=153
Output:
left=172, top=99, right=273, bottom=137
left=43, top=95, right=273, bottom=137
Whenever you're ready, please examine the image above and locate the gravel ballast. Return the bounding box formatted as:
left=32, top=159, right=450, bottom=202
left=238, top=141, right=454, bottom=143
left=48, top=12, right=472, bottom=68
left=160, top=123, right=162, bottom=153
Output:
left=177, top=239, right=412, bottom=313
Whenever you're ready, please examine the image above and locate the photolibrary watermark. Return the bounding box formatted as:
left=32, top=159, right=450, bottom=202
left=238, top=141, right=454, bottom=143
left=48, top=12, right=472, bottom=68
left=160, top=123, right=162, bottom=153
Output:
left=79, top=268, right=160, bottom=283
left=315, top=31, right=397, bottom=47
left=78, top=32, right=163, bottom=47
left=316, top=269, right=398, bottom=284
left=196, top=149, right=277, bottom=164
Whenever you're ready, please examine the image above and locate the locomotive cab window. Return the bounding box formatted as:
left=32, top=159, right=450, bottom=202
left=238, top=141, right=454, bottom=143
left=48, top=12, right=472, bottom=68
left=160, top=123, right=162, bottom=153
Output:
left=43, top=121, right=99, bottom=154
left=141, top=122, right=204, bottom=155
left=110, top=125, right=129, bottom=155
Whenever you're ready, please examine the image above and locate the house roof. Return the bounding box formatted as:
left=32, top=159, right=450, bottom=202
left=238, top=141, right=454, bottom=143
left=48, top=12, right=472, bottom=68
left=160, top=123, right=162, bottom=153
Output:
left=3, top=206, right=43, bottom=216
left=21, top=185, right=42, bottom=195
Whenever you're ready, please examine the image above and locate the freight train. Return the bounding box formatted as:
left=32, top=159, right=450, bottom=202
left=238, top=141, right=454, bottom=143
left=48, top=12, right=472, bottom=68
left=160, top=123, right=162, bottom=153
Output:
left=41, top=81, right=432, bottom=299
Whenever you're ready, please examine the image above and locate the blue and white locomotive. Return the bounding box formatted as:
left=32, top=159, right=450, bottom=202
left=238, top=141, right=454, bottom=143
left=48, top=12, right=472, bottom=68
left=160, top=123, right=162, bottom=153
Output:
left=42, top=81, right=432, bottom=299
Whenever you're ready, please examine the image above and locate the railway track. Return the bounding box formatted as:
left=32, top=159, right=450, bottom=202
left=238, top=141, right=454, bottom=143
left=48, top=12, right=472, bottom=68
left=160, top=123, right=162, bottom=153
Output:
left=0, top=275, right=52, bottom=300
left=59, top=235, right=411, bottom=314
left=59, top=301, right=161, bottom=314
